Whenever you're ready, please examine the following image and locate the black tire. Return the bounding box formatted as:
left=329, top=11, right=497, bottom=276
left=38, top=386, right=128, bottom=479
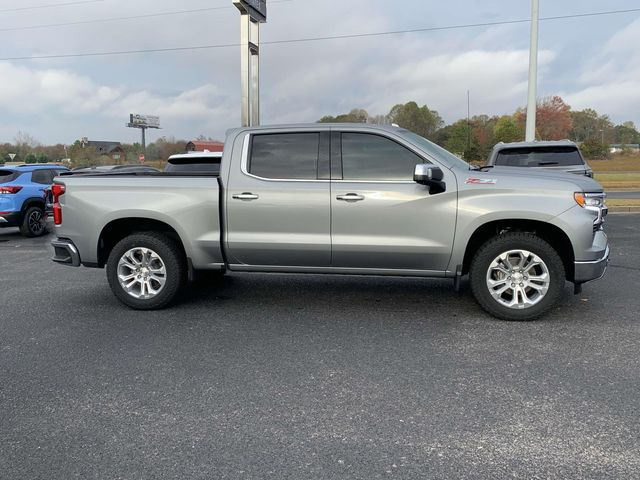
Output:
left=106, top=232, right=186, bottom=310
left=469, top=232, right=566, bottom=321
left=20, top=205, right=47, bottom=237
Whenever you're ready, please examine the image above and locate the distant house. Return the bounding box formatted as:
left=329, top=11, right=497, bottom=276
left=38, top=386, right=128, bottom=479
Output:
left=609, top=144, right=640, bottom=154
left=186, top=140, right=224, bottom=152
left=82, top=139, right=126, bottom=162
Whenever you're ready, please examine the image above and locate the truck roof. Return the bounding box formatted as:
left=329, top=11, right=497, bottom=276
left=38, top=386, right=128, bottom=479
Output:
left=491, top=140, right=578, bottom=151
left=226, top=123, right=405, bottom=136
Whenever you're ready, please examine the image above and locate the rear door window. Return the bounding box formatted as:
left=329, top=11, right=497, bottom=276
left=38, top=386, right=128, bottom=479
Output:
left=31, top=169, right=55, bottom=184
left=494, top=147, right=584, bottom=167
left=0, top=169, right=17, bottom=183
left=249, top=133, right=319, bottom=180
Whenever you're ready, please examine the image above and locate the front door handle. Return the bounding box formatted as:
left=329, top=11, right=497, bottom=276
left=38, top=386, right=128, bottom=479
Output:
left=232, top=192, right=259, bottom=200
left=336, top=193, right=365, bottom=202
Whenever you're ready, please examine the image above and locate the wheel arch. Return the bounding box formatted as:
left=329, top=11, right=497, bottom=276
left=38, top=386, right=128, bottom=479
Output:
left=97, top=218, right=188, bottom=268
left=21, top=197, right=46, bottom=212
left=462, top=219, right=575, bottom=281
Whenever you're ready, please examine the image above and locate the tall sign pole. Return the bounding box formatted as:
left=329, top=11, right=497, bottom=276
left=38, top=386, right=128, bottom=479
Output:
left=525, top=0, right=539, bottom=142
left=233, top=0, right=267, bottom=127
left=126, top=114, right=161, bottom=154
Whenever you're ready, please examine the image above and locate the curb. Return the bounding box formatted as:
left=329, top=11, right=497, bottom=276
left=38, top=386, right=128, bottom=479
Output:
left=608, top=206, right=640, bottom=213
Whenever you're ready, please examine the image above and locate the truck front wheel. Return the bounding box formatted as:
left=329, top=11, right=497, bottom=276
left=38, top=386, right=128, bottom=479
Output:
left=469, top=232, right=566, bottom=321
left=106, top=232, right=186, bottom=310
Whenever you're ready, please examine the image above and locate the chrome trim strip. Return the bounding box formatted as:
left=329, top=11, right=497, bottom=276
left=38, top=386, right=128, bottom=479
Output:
left=228, top=264, right=450, bottom=277
left=575, top=246, right=610, bottom=265
left=332, top=180, right=416, bottom=184
left=51, top=239, right=81, bottom=267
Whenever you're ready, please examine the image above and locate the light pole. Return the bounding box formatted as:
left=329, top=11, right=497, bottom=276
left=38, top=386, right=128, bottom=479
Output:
left=233, top=1, right=267, bottom=127
left=525, top=0, right=539, bottom=142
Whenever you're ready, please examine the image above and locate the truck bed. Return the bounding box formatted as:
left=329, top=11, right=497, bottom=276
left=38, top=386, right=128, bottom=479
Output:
left=55, top=174, right=224, bottom=269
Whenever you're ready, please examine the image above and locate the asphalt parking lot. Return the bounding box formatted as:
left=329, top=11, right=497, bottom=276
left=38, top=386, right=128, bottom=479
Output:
left=1, top=215, right=639, bottom=479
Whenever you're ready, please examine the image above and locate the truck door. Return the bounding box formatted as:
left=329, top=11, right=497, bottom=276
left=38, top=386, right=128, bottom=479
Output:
left=226, top=131, right=331, bottom=267
left=330, top=131, right=457, bottom=272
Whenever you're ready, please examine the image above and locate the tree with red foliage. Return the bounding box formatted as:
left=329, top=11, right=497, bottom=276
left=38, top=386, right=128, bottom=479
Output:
left=515, top=96, right=573, bottom=140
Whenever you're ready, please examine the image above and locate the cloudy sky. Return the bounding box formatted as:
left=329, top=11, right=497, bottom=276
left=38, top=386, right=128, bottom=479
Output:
left=0, top=0, right=638, bottom=145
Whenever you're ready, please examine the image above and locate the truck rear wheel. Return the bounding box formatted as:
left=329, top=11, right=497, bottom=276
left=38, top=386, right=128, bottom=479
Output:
left=469, top=232, right=566, bottom=321
left=106, top=232, right=186, bottom=310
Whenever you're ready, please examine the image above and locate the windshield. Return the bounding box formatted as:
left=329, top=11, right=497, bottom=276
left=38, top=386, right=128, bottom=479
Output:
left=398, top=130, right=470, bottom=169
left=495, top=146, right=584, bottom=167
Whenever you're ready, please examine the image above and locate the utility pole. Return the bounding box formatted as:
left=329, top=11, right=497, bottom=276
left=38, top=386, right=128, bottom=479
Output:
left=525, top=0, right=539, bottom=142
left=467, top=90, right=471, bottom=155
left=233, top=0, right=267, bottom=127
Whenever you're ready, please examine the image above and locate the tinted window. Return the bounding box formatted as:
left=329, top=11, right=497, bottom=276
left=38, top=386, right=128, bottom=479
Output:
left=495, top=147, right=584, bottom=167
left=249, top=133, right=319, bottom=179
left=31, top=169, right=55, bottom=184
left=341, top=133, right=423, bottom=181
left=0, top=169, right=17, bottom=183
left=165, top=163, right=220, bottom=174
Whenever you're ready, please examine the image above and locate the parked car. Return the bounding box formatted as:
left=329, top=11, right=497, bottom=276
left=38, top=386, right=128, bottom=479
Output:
left=487, top=140, right=593, bottom=177
left=0, top=164, right=69, bottom=236
left=50, top=124, right=608, bottom=321
left=165, top=152, right=223, bottom=174
left=70, top=165, right=160, bottom=175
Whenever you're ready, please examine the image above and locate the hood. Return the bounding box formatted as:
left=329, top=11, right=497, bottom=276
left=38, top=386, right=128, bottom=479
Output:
left=479, top=166, right=603, bottom=193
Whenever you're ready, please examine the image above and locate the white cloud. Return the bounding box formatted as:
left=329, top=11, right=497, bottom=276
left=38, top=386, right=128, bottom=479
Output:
left=562, top=17, right=640, bottom=122
left=366, top=49, right=556, bottom=121
left=0, top=61, right=236, bottom=141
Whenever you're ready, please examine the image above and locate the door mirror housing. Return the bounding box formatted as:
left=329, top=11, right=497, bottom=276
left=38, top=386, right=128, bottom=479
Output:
left=414, top=164, right=446, bottom=193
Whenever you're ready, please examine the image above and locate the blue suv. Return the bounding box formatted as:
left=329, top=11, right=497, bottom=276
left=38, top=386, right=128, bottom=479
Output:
left=0, top=164, right=69, bottom=237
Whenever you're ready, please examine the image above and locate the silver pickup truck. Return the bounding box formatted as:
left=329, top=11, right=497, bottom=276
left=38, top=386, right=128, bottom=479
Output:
left=51, top=124, right=609, bottom=321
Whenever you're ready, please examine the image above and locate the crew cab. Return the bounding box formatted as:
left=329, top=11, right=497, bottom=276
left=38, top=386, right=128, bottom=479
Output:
left=50, top=125, right=609, bottom=320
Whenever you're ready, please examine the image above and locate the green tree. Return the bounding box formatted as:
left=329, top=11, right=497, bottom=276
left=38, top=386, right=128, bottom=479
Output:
left=319, top=108, right=370, bottom=123
left=580, top=138, right=609, bottom=160
left=569, top=108, right=613, bottom=143
left=387, top=102, right=443, bottom=140
left=493, top=116, right=522, bottom=143
left=445, top=120, right=480, bottom=160
left=67, top=140, right=99, bottom=167
left=612, top=122, right=640, bottom=145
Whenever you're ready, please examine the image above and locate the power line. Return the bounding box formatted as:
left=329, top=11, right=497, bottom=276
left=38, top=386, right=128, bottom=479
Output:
left=0, top=0, right=294, bottom=33
left=0, top=7, right=638, bottom=61
left=0, top=0, right=104, bottom=14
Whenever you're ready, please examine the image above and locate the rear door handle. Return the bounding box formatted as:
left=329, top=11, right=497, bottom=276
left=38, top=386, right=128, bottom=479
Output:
left=336, top=193, right=364, bottom=202
left=232, top=192, right=259, bottom=200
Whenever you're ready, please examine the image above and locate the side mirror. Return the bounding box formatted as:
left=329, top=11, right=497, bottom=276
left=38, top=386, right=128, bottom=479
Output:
left=414, top=163, right=446, bottom=193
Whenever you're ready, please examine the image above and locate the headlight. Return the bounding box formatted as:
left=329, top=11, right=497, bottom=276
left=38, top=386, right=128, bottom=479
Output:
left=574, top=192, right=605, bottom=208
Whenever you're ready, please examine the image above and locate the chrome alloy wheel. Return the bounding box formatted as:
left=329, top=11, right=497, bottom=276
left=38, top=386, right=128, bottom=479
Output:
left=486, top=249, right=550, bottom=309
left=117, top=247, right=167, bottom=299
left=28, top=209, right=45, bottom=235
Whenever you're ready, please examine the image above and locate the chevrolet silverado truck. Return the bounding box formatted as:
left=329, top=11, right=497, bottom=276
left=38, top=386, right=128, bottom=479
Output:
left=50, top=124, right=609, bottom=320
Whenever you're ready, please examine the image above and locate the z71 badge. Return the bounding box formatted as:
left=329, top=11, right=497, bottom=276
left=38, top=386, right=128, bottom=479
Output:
left=465, top=177, right=497, bottom=185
